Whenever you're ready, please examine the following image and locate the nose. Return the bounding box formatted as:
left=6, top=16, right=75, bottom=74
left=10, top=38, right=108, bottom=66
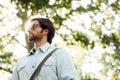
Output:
left=27, top=28, right=31, bottom=32
left=25, top=27, right=31, bottom=34
left=27, top=27, right=32, bottom=32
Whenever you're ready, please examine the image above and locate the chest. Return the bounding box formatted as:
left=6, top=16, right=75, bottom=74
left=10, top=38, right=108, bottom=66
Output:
left=17, top=54, right=57, bottom=80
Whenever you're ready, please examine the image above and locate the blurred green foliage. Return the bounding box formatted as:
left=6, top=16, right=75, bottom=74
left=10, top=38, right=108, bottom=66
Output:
left=0, top=0, right=120, bottom=79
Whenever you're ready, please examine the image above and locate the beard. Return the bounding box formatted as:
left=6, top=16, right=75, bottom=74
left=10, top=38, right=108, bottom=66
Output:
left=28, top=31, right=43, bottom=42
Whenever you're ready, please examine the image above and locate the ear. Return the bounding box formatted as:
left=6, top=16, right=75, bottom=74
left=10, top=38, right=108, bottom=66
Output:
left=43, top=29, right=49, bottom=35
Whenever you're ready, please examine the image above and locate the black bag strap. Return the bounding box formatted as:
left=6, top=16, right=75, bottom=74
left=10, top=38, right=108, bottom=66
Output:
left=29, top=48, right=59, bottom=80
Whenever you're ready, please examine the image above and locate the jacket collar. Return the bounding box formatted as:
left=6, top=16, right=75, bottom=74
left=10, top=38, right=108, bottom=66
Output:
left=29, top=42, right=51, bottom=55
left=39, top=42, right=51, bottom=53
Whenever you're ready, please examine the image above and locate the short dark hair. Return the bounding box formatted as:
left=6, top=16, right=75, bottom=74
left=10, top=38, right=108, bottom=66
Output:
left=31, top=17, right=55, bottom=44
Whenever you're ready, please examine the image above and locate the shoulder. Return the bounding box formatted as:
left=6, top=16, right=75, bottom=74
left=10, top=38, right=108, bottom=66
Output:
left=54, top=47, right=71, bottom=58
left=55, top=47, right=69, bottom=53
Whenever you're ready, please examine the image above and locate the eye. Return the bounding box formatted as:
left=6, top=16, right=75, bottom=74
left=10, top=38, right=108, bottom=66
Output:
left=31, top=24, right=36, bottom=29
left=30, top=24, right=40, bottom=30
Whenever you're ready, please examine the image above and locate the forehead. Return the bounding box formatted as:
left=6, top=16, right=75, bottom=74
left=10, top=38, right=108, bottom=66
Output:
left=25, top=19, right=39, bottom=30
left=30, top=20, right=39, bottom=25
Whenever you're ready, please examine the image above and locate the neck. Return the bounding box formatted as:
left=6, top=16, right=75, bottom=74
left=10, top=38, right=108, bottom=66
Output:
left=33, top=39, right=47, bottom=50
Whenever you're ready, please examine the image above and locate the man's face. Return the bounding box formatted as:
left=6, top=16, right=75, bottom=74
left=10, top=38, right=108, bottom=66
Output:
left=26, top=20, right=43, bottom=42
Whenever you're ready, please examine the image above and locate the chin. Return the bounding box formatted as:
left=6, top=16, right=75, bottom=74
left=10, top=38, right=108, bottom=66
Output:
left=29, top=38, right=37, bottom=42
left=29, top=38, right=33, bottom=41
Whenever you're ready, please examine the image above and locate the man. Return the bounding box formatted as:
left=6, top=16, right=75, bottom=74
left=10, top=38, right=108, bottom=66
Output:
left=11, top=16, right=79, bottom=80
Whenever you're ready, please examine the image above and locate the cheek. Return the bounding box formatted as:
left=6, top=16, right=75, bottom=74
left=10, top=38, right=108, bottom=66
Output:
left=35, top=31, right=42, bottom=37
left=38, top=29, right=43, bottom=35
left=30, top=29, right=43, bottom=36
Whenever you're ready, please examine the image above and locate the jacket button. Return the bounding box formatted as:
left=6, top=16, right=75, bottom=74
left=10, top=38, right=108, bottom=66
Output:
left=32, top=66, right=34, bottom=68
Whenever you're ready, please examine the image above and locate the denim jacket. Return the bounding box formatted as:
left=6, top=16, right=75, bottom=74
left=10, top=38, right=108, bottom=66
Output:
left=11, top=42, right=79, bottom=80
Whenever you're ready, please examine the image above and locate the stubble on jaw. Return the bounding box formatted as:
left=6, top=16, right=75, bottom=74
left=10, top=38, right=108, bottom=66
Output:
left=28, top=30, right=43, bottom=42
